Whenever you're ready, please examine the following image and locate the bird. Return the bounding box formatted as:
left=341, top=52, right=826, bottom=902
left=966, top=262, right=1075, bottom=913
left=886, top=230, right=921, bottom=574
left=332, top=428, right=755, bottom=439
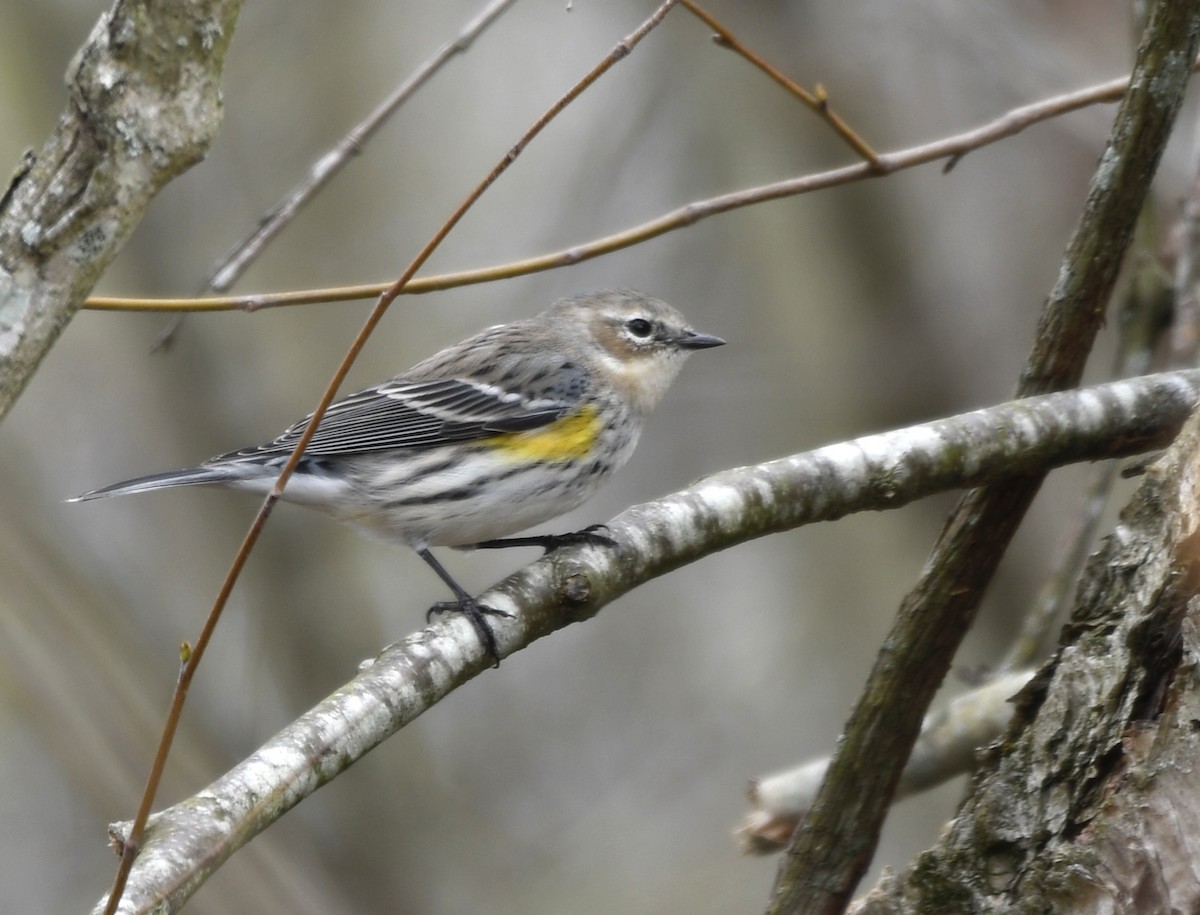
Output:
left=73, top=289, right=725, bottom=661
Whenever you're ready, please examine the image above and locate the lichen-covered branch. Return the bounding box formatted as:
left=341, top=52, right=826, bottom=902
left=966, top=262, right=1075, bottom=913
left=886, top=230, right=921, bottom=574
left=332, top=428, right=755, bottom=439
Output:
left=0, top=0, right=242, bottom=421
left=99, top=369, right=1200, bottom=911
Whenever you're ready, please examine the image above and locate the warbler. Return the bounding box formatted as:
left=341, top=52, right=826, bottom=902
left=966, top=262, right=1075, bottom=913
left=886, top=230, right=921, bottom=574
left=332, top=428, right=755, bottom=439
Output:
left=73, top=289, right=724, bottom=660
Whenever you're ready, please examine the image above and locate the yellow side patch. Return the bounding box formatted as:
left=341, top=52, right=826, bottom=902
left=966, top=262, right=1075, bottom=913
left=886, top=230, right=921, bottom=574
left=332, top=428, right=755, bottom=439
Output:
left=485, top=405, right=601, bottom=462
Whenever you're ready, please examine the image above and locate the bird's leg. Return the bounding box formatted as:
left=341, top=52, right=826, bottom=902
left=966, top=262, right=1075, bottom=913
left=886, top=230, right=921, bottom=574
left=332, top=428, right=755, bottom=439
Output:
left=418, top=548, right=511, bottom=666
left=468, top=524, right=615, bottom=554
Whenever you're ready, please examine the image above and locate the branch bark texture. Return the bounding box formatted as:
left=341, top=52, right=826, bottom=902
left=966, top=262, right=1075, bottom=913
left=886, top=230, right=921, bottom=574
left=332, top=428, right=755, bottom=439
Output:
left=854, top=392, right=1200, bottom=913
left=0, top=0, right=242, bottom=421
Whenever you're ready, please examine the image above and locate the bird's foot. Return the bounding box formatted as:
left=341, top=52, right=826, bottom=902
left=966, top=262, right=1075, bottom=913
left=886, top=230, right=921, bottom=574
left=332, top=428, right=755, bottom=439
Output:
left=426, top=597, right=513, bottom=666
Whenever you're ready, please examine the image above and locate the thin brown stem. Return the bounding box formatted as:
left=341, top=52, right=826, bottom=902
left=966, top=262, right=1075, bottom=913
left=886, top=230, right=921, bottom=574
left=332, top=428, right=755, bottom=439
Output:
left=680, top=0, right=880, bottom=166
left=202, top=0, right=519, bottom=296
left=102, top=2, right=681, bottom=912
left=83, top=66, right=1179, bottom=315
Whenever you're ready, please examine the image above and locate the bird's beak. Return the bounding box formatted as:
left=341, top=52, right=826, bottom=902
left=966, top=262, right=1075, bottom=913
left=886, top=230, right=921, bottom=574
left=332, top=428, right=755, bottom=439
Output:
left=677, top=330, right=726, bottom=350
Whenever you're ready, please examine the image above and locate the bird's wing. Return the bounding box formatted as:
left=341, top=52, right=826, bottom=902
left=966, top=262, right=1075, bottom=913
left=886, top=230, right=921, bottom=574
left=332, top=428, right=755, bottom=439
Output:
left=216, top=377, right=573, bottom=462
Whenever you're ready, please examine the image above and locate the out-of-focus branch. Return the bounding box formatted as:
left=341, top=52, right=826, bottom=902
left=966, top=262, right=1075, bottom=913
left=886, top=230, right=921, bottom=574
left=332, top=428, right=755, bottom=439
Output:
left=738, top=670, right=1035, bottom=855
left=1167, top=119, right=1200, bottom=368
left=0, top=0, right=242, bottom=422
left=201, top=0, right=519, bottom=296
left=99, top=369, right=1200, bottom=911
left=81, top=64, right=1198, bottom=315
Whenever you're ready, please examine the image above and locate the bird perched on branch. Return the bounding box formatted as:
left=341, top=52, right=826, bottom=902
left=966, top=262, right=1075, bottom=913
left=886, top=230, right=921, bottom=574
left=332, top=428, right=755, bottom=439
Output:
left=74, top=290, right=725, bottom=662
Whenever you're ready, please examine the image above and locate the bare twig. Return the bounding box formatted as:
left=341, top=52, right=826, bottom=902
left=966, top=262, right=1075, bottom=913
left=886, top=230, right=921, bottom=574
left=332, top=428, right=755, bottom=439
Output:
left=680, top=0, right=880, bottom=166
left=101, top=4, right=681, bottom=913
left=98, top=368, right=1200, bottom=911
left=82, top=66, right=1192, bottom=315
left=202, top=0, right=519, bottom=296
left=738, top=670, right=1035, bottom=855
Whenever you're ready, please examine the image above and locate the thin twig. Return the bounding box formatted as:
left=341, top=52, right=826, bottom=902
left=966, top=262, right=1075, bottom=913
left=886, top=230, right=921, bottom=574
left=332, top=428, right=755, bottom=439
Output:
left=739, top=670, right=1036, bottom=855
left=83, top=66, right=1185, bottom=315
left=680, top=0, right=880, bottom=167
left=202, top=0, right=519, bottom=296
left=102, top=3, right=681, bottom=913
left=150, top=0, right=518, bottom=353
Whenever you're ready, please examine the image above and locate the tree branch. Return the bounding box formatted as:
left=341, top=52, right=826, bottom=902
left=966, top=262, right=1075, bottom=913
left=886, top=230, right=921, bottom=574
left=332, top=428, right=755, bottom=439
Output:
left=201, top=0, right=519, bottom=296
left=739, top=670, right=1036, bottom=855
left=0, top=0, right=242, bottom=421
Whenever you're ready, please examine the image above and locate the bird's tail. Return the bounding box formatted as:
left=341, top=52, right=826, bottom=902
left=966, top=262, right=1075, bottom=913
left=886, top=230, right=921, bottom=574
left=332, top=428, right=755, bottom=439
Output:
left=69, top=465, right=241, bottom=502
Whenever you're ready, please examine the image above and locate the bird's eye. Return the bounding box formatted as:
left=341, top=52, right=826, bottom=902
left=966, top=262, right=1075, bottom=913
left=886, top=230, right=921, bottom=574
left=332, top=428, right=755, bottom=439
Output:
left=626, top=317, right=654, bottom=338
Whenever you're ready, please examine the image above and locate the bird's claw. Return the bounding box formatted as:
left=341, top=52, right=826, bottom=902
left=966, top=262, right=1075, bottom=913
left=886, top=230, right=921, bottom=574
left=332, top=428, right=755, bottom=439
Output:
left=426, top=597, right=512, bottom=667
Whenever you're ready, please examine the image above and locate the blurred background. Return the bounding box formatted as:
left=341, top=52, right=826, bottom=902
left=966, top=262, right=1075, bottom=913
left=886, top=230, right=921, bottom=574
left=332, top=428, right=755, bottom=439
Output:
left=0, top=1, right=1186, bottom=912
